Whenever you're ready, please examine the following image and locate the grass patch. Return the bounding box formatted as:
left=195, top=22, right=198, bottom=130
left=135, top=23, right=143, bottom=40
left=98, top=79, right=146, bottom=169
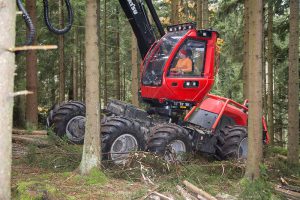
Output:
left=20, top=131, right=82, bottom=172
left=84, top=168, right=108, bottom=185
left=239, top=178, right=280, bottom=200
left=15, top=181, right=70, bottom=200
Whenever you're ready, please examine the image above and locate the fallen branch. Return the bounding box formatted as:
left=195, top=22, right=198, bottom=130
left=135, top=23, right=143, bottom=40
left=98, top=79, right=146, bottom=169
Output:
left=183, top=180, right=217, bottom=200
left=275, top=185, right=300, bottom=200
left=151, top=191, right=174, bottom=200
left=176, top=185, right=197, bottom=200
left=12, top=135, right=49, bottom=148
left=284, top=177, right=300, bottom=185
left=13, top=129, right=47, bottom=135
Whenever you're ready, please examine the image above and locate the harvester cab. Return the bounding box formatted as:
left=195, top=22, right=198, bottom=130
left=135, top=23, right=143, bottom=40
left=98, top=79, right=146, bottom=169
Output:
left=140, top=23, right=219, bottom=112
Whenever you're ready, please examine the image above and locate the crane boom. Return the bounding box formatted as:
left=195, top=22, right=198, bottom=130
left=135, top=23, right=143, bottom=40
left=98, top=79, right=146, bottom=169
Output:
left=119, top=0, right=164, bottom=58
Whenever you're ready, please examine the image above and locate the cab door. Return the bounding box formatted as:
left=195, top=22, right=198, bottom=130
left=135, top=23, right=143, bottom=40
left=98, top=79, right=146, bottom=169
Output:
left=165, top=39, right=214, bottom=102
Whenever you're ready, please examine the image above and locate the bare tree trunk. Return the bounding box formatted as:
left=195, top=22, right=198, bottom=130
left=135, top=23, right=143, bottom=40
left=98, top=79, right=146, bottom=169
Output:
left=0, top=1, right=16, bottom=199
left=96, top=0, right=101, bottom=106
left=123, top=60, right=126, bottom=101
left=243, top=0, right=249, bottom=99
left=72, top=28, right=78, bottom=100
left=80, top=0, right=101, bottom=174
left=196, top=0, right=202, bottom=29
left=287, top=0, right=299, bottom=165
left=131, top=32, right=139, bottom=107
left=245, top=0, right=263, bottom=180
left=171, top=0, right=179, bottom=24
left=202, top=0, right=209, bottom=28
left=59, top=0, right=65, bottom=102
left=115, top=6, right=121, bottom=100
left=79, top=41, right=83, bottom=101
left=267, top=0, right=274, bottom=144
left=25, top=0, right=38, bottom=128
left=103, top=0, right=107, bottom=105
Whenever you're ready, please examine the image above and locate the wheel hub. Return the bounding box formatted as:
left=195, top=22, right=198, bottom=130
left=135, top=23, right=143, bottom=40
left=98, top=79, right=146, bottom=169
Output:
left=165, top=140, right=187, bottom=162
left=238, top=137, right=248, bottom=159
left=110, top=134, right=138, bottom=164
left=65, top=116, right=86, bottom=142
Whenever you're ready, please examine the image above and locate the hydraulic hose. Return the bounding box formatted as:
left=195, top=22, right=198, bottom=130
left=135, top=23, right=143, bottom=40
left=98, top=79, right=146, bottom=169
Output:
left=16, top=0, right=36, bottom=45
left=43, top=0, right=73, bottom=35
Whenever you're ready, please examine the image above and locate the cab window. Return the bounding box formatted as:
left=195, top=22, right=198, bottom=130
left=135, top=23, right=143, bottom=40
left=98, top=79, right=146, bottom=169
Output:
left=168, top=39, right=206, bottom=77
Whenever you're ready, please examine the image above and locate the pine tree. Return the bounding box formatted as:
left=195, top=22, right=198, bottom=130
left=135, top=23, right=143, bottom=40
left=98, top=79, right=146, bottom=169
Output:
left=0, top=1, right=16, bottom=198
left=245, top=0, right=263, bottom=180
left=131, top=32, right=139, bottom=107
left=80, top=0, right=101, bottom=174
left=25, top=0, right=38, bottom=128
left=59, top=0, right=65, bottom=102
left=287, top=0, right=299, bottom=165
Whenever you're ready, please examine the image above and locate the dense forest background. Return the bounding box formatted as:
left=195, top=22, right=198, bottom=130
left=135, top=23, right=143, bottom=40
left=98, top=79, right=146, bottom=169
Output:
left=14, top=0, right=296, bottom=146
left=0, top=0, right=298, bottom=199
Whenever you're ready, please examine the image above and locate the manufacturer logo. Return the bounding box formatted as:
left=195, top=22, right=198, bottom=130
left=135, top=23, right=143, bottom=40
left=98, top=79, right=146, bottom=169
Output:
left=127, top=0, right=138, bottom=15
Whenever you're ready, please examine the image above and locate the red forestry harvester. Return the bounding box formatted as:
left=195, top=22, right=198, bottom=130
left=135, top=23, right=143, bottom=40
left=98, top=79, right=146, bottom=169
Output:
left=46, top=0, right=269, bottom=164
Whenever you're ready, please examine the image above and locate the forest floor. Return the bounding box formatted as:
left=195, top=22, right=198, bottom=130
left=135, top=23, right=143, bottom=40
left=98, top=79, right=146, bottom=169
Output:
left=11, top=131, right=300, bottom=200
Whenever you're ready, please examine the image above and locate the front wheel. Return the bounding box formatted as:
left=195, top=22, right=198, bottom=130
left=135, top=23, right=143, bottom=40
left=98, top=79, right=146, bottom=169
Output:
left=215, top=126, right=248, bottom=160
left=101, top=117, right=146, bottom=164
left=147, top=124, right=192, bottom=162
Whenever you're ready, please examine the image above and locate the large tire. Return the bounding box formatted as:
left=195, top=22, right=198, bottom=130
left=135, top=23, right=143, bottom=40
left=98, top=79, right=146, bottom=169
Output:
left=50, top=101, right=86, bottom=144
left=147, top=124, right=192, bottom=162
left=46, top=102, right=63, bottom=128
left=101, top=116, right=146, bottom=164
left=215, top=126, right=248, bottom=160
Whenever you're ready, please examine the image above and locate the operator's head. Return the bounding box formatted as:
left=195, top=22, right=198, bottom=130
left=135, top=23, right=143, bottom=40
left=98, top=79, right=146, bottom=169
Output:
left=179, top=49, right=188, bottom=58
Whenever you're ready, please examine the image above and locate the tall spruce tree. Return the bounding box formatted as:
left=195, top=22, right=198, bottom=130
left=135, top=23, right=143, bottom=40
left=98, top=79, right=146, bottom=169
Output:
left=80, top=0, right=101, bottom=174
left=287, top=0, right=299, bottom=165
left=245, top=0, right=263, bottom=180
left=0, top=1, right=16, bottom=199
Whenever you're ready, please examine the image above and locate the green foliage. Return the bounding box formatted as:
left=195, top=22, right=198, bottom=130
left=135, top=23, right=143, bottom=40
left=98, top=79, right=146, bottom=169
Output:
left=16, top=181, right=68, bottom=200
left=239, top=178, right=277, bottom=200
left=83, top=168, right=108, bottom=185
left=22, top=130, right=82, bottom=172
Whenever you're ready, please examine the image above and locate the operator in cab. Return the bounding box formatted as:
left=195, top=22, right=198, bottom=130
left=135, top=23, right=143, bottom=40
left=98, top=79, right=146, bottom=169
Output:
left=170, top=49, right=193, bottom=73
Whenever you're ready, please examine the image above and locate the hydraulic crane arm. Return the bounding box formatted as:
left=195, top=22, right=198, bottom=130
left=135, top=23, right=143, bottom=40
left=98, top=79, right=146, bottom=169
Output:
left=119, top=0, right=165, bottom=58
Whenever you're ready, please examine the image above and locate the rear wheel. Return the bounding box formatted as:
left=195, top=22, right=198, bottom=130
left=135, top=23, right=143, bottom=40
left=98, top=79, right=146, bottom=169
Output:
left=215, top=126, right=248, bottom=160
left=147, top=124, right=192, bottom=162
left=101, top=117, right=146, bottom=164
left=50, top=101, right=86, bottom=144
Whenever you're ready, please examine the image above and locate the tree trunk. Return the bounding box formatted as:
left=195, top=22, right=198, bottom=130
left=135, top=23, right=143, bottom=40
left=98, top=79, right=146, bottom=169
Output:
left=131, top=32, right=139, bottom=107
left=25, top=0, right=38, bottom=128
left=79, top=41, right=83, bottom=101
left=202, top=0, right=209, bottom=28
left=96, top=0, right=101, bottom=105
left=196, top=0, right=202, bottom=29
left=171, top=0, right=179, bottom=24
left=245, top=0, right=263, bottom=180
left=0, top=1, right=15, bottom=199
left=59, top=0, right=65, bottom=102
left=115, top=6, right=121, bottom=100
left=72, top=28, right=78, bottom=100
left=242, top=0, right=249, bottom=99
left=267, top=0, right=274, bottom=144
left=103, top=0, right=107, bottom=106
left=287, top=0, right=299, bottom=165
left=80, top=0, right=101, bottom=174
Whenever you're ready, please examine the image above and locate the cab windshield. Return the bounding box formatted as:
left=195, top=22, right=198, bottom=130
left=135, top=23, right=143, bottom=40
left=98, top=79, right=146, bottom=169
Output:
left=142, top=30, right=188, bottom=86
